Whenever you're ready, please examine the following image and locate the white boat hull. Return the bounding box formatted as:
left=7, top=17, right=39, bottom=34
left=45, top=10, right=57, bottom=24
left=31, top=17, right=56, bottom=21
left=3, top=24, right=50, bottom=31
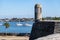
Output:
left=24, top=23, right=32, bottom=26
left=16, top=23, right=23, bottom=26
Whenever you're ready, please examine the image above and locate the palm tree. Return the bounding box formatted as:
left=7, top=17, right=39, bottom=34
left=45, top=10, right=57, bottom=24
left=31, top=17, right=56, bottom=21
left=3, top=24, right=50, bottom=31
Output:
left=3, top=22, right=10, bottom=35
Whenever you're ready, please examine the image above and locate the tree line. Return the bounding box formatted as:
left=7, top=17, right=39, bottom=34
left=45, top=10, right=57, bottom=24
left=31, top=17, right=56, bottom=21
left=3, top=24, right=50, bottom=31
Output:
left=42, top=17, right=60, bottom=20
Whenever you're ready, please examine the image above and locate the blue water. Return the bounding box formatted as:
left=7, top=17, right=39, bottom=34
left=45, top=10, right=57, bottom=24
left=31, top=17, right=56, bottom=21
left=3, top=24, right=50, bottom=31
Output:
left=0, top=21, right=33, bottom=33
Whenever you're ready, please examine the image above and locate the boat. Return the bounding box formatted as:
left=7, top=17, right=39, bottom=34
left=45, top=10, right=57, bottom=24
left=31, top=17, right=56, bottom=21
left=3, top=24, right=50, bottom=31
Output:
left=24, top=23, right=32, bottom=26
left=16, top=23, right=23, bottom=26
left=16, top=19, right=23, bottom=26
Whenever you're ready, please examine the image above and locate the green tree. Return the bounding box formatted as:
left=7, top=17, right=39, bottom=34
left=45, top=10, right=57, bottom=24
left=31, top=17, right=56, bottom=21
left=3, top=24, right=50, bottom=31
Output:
left=3, top=22, right=10, bottom=35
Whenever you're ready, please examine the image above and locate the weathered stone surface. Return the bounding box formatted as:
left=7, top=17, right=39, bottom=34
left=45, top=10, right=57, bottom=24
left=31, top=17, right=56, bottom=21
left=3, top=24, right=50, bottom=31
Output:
left=35, top=33, right=60, bottom=40
left=29, top=21, right=55, bottom=40
left=54, top=22, right=60, bottom=33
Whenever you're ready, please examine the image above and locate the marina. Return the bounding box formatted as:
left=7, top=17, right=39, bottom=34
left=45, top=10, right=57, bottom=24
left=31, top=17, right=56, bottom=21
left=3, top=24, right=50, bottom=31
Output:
left=0, top=22, right=33, bottom=34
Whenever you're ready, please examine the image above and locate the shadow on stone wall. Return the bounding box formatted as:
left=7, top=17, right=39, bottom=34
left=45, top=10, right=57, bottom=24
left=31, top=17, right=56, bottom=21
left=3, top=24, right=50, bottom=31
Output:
left=29, top=21, right=55, bottom=40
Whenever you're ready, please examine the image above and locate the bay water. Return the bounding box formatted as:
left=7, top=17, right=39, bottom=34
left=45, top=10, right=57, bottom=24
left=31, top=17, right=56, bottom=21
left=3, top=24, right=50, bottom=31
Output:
left=0, top=21, right=33, bottom=33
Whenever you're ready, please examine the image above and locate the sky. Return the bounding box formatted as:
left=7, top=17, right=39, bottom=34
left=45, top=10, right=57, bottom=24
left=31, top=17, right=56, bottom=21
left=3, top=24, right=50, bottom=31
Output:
left=0, top=0, right=60, bottom=18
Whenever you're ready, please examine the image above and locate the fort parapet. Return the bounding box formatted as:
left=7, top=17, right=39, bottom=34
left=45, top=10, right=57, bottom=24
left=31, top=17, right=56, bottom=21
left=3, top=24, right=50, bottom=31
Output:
left=29, top=4, right=60, bottom=40
left=29, top=21, right=60, bottom=40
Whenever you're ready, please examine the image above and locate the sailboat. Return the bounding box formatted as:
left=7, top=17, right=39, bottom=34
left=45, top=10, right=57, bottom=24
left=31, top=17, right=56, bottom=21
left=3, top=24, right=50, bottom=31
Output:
left=16, top=19, right=23, bottom=26
left=24, top=23, right=32, bottom=26
left=16, top=23, right=23, bottom=26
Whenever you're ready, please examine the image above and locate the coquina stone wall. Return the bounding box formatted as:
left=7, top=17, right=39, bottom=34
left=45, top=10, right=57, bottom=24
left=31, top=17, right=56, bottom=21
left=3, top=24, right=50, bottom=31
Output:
left=29, top=21, right=60, bottom=40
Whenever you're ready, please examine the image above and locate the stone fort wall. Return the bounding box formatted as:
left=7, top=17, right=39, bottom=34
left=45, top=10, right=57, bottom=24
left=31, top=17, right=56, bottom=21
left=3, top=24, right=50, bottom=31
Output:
left=29, top=21, right=60, bottom=40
